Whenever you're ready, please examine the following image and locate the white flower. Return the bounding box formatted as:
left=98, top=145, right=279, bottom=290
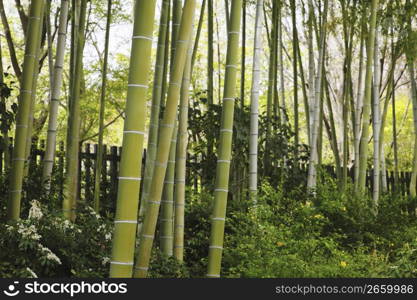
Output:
left=87, top=206, right=100, bottom=219
left=39, top=245, right=62, bottom=264
left=62, top=220, right=74, bottom=230
left=26, top=267, right=38, bottom=278
left=105, top=232, right=112, bottom=241
left=102, top=257, right=110, bottom=266
left=17, top=223, right=41, bottom=240
left=28, top=200, right=43, bottom=220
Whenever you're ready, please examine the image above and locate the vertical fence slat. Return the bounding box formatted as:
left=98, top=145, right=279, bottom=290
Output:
left=110, top=146, right=118, bottom=201
left=101, top=145, right=108, bottom=202
left=85, top=143, right=92, bottom=203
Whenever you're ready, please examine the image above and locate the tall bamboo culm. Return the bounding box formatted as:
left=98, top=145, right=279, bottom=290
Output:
left=42, top=0, right=70, bottom=188
left=248, top=0, right=263, bottom=202
left=206, top=0, right=242, bottom=278
left=109, top=0, right=157, bottom=278
left=139, top=0, right=170, bottom=227
left=173, top=40, right=193, bottom=262
left=159, top=0, right=184, bottom=256
left=62, top=0, right=87, bottom=221
left=133, top=0, right=196, bottom=278
left=7, top=0, right=46, bottom=220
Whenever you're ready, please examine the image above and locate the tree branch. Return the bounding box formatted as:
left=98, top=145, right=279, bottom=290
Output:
left=0, top=0, right=22, bottom=79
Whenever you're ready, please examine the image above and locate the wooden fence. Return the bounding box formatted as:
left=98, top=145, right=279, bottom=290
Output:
left=0, top=138, right=137, bottom=206
left=0, top=138, right=415, bottom=203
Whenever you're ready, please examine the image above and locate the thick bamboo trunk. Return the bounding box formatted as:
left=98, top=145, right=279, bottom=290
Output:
left=206, top=0, right=242, bottom=278
left=7, top=0, right=46, bottom=220
left=240, top=0, right=245, bottom=108
left=109, top=0, right=157, bottom=278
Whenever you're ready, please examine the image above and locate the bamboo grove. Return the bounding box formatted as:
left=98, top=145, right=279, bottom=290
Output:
left=2, top=0, right=417, bottom=278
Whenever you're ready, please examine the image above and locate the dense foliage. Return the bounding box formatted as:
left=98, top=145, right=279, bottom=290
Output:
left=2, top=169, right=417, bottom=278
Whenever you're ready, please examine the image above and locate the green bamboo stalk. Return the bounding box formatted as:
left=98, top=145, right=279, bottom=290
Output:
left=23, top=25, right=43, bottom=179
left=24, top=0, right=50, bottom=178
left=93, top=0, right=113, bottom=213
left=173, top=40, right=193, bottom=262
left=206, top=0, right=214, bottom=182
left=139, top=0, right=170, bottom=223
left=42, top=0, right=70, bottom=187
left=224, top=0, right=230, bottom=33
left=109, top=0, right=157, bottom=278
left=133, top=0, right=196, bottom=278
left=208, top=0, right=214, bottom=106
left=159, top=124, right=177, bottom=256
left=158, top=0, right=184, bottom=256
left=248, top=0, right=263, bottom=203
left=206, top=0, right=241, bottom=278
left=240, top=0, right=246, bottom=108
left=357, top=0, right=379, bottom=193
left=170, top=0, right=183, bottom=74
left=62, top=0, right=87, bottom=221
left=7, top=0, right=46, bottom=220
left=190, top=0, right=206, bottom=76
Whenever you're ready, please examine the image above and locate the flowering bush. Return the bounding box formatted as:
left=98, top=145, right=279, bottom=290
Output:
left=0, top=201, right=113, bottom=278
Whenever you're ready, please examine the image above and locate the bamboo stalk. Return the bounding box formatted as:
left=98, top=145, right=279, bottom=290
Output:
left=206, top=0, right=242, bottom=278
left=109, top=0, right=158, bottom=278
left=7, top=0, right=46, bottom=220
left=133, top=0, right=196, bottom=278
